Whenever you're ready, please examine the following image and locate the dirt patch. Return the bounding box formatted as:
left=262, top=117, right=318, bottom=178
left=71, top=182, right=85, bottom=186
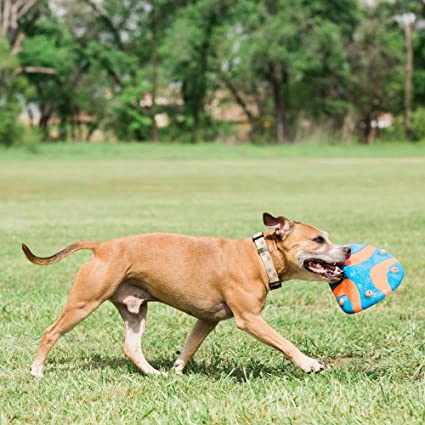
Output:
left=327, top=355, right=360, bottom=367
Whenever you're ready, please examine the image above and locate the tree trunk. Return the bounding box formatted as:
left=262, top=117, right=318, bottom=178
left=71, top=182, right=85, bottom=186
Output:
left=187, top=9, right=218, bottom=143
left=150, top=2, right=159, bottom=143
left=87, top=122, right=98, bottom=141
left=59, top=117, right=67, bottom=141
left=221, top=72, right=257, bottom=129
left=367, top=125, right=376, bottom=145
left=270, top=63, right=285, bottom=143
left=362, top=114, right=375, bottom=144
left=404, top=22, right=414, bottom=140
left=1, top=0, right=12, bottom=38
left=38, top=111, right=51, bottom=138
left=1, top=0, right=38, bottom=45
left=191, top=99, right=200, bottom=143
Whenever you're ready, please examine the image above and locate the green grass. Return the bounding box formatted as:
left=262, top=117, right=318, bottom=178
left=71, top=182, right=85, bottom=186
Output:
left=0, top=143, right=424, bottom=424
left=2, top=140, right=425, bottom=160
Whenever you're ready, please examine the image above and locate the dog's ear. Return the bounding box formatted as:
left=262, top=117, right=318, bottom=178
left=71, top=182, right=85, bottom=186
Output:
left=263, top=212, right=293, bottom=236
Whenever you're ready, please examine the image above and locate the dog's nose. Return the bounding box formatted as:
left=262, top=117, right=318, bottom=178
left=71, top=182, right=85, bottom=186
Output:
left=342, top=246, right=351, bottom=258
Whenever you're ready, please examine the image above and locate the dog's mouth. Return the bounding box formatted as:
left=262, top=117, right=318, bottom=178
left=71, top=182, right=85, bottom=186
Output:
left=303, top=259, right=344, bottom=283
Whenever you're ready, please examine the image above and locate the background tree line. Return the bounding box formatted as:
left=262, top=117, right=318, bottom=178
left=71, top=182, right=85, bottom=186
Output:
left=1, top=0, right=425, bottom=145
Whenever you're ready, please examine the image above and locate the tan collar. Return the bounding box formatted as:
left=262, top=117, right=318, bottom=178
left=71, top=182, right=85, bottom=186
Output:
left=252, top=233, right=281, bottom=290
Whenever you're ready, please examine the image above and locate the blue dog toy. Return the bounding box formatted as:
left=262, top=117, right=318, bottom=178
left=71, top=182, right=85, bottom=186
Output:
left=330, top=244, right=404, bottom=314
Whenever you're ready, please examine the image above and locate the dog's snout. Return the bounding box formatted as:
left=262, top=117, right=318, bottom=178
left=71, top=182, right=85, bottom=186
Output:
left=342, top=246, right=351, bottom=258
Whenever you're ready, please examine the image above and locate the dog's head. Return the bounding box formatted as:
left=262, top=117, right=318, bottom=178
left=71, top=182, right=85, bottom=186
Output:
left=263, top=212, right=351, bottom=283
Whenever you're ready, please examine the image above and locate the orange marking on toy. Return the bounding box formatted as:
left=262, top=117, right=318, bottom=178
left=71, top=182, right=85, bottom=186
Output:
left=333, top=279, right=362, bottom=313
left=347, top=246, right=376, bottom=266
left=370, top=258, right=397, bottom=296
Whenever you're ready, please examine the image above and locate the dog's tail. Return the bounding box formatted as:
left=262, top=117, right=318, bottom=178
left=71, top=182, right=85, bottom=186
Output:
left=22, top=241, right=100, bottom=266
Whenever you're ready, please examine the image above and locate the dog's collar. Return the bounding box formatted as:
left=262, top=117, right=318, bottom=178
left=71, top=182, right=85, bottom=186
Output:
left=252, top=232, right=281, bottom=290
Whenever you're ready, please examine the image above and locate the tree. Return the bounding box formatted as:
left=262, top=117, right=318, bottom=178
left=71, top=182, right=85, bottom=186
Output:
left=0, top=0, right=56, bottom=74
left=348, top=6, right=404, bottom=143
left=71, top=0, right=187, bottom=142
left=162, top=0, right=228, bottom=142
left=220, top=0, right=358, bottom=143
left=413, top=25, right=425, bottom=109
left=0, top=0, right=48, bottom=145
left=18, top=12, right=86, bottom=138
left=0, top=0, right=38, bottom=47
left=0, top=0, right=417, bottom=144
left=0, top=37, right=26, bottom=145
left=394, top=0, right=425, bottom=140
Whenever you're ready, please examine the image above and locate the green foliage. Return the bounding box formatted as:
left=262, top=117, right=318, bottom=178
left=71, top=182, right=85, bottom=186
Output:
left=412, top=107, right=425, bottom=140
left=348, top=6, right=404, bottom=141
left=0, top=116, right=21, bottom=147
left=413, top=34, right=425, bottom=108
left=161, top=0, right=228, bottom=141
left=0, top=0, right=422, bottom=143
left=17, top=16, right=85, bottom=139
left=0, top=38, right=30, bottom=146
left=0, top=116, right=41, bottom=149
left=377, top=116, right=406, bottom=143
left=212, top=0, right=359, bottom=141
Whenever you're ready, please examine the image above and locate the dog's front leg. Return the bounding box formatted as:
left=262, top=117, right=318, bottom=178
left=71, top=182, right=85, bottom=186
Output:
left=235, top=313, right=324, bottom=373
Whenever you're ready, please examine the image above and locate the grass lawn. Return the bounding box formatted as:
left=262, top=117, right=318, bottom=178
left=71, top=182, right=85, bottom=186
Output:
left=0, top=142, right=424, bottom=424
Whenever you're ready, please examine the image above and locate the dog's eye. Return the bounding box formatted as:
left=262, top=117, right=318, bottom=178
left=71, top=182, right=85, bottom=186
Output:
left=313, top=236, right=325, bottom=244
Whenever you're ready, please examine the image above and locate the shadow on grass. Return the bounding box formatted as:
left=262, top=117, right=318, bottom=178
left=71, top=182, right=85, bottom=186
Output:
left=181, top=360, right=297, bottom=382
left=51, top=353, right=385, bottom=383
left=52, top=353, right=301, bottom=382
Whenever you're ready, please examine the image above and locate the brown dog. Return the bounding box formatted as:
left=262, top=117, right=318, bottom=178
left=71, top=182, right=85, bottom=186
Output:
left=23, top=213, right=351, bottom=378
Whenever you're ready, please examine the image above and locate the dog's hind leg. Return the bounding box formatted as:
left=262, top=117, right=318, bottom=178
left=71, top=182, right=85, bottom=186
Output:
left=174, top=319, right=218, bottom=375
left=114, top=302, right=165, bottom=376
left=30, top=260, right=123, bottom=379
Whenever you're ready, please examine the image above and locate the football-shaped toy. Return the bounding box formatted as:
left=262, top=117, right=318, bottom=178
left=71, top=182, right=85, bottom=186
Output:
left=330, top=244, right=404, bottom=314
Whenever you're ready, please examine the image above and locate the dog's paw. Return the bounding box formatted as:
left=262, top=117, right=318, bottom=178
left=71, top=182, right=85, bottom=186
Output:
left=296, top=356, right=325, bottom=374
left=30, top=364, right=44, bottom=379
left=144, top=366, right=167, bottom=377
left=173, top=359, right=185, bottom=375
